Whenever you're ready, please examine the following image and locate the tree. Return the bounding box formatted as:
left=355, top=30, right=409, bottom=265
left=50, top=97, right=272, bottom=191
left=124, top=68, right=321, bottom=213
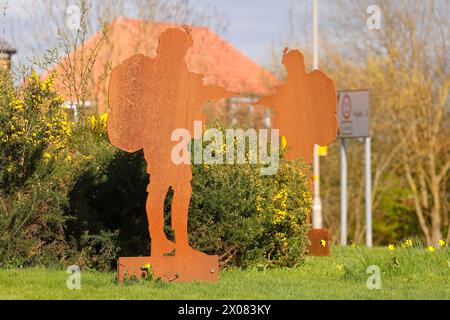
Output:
left=27, top=0, right=227, bottom=119
left=326, top=0, right=450, bottom=245
left=274, top=0, right=449, bottom=245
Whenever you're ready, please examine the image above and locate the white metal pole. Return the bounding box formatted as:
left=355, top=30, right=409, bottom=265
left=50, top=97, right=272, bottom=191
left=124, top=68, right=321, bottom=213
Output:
left=312, top=0, right=322, bottom=229
left=313, top=146, right=323, bottom=228
left=340, top=138, right=347, bottom=245
left=264, top=108, right=271, bottom=128
left=312, top=0, right=319, bottom=70
left=365, top=137, right=373, bottom=247
left=73, top=104, right=79, bottom=123
left=229, top=99, right=237, bottom=126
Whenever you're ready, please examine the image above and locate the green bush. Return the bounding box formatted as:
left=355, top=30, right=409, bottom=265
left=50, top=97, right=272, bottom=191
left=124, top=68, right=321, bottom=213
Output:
left=0, top=69, right=311, bottom=270
left=189, top=135, right=311, bottom=268
left=0, top=70, right=118, bottom=270
left=67, top=123, right=312, bottom=269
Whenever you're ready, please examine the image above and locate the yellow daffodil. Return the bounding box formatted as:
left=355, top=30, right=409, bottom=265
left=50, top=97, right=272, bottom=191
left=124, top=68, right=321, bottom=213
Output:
left=427, top=246, right=435, bottom=253
left=143, top=263, right=151, bottom=270
left=388, top=244, right=395, bottom=251
left=405, top=239, right=413, bottom=247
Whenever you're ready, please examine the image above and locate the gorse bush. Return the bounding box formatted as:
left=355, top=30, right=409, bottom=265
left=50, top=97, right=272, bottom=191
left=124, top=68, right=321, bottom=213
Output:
left=0, top=68, right=71, bottom=267
left=0, top=69, right=118, bottom=270
left=0, top=70, right=71, bottom=190
left=189, top=128, right=311, bottom=267
left=190, top=159, right=311, bottom=268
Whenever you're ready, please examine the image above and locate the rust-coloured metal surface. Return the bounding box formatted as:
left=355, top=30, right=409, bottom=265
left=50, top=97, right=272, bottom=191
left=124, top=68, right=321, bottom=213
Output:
left=307, top=229, right=331, bottom=257
left=256, top=48, right=338, bottom=163
left=108, top=26, right=233, bottom=283
left=256, top=49, right=338, bottom=256
left=118, top=255, right=219, bottom=283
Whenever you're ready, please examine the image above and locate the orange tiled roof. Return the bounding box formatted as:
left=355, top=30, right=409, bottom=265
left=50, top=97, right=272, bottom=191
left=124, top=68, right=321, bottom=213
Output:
left=51, top=17, right=277, bottom=113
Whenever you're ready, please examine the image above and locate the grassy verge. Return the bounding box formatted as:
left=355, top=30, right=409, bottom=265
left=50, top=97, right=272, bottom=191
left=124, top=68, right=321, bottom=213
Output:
left=0, top=246, right=448, bottom=300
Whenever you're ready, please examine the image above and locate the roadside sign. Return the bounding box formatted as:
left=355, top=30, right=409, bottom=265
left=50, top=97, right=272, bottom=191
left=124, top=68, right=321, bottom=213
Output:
left=338, top=90, right=373, bottom=247
left=337, top=90, right=370, bottom=138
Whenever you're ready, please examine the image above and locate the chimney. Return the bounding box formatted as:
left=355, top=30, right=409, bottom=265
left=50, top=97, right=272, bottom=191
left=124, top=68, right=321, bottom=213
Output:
left=0, top=38, right=16, bottom=71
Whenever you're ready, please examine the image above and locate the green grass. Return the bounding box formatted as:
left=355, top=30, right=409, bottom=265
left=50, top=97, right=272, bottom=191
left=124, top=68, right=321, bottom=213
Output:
left=0, top=246, right=449, bottom=300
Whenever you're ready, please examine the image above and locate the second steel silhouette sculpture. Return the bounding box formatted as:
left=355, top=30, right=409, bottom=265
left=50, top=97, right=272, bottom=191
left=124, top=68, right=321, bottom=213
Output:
left=255, top=48, right=338, bottom=256
left=108, top=26, right=233, bottom=282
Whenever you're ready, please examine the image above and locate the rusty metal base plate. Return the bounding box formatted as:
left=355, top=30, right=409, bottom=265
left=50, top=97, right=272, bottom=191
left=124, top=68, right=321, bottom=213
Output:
left=307, top=228, right=331, bottom=256
left=117, top=252, right=219, bottom=284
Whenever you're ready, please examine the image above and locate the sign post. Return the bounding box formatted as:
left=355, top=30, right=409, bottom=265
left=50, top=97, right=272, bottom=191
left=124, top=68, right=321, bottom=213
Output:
left=337, top=90, right=372, bottom=247
left=365, top=136, right=372, bottom=247
left=340, top=138, right=347, bottom=245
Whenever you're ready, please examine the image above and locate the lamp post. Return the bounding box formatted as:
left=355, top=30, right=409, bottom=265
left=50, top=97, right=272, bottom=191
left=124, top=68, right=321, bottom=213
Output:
left=312, top=0, right=323, bottom=229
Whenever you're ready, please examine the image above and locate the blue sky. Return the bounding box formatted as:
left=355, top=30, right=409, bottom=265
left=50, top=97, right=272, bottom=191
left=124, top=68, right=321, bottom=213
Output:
left=1, top=0, right=320, bottom=67
left=194, top=0, right=313, bottom=63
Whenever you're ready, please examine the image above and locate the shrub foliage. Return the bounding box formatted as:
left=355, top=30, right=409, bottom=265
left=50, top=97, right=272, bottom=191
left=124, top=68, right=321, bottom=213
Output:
left=0, top=69, right=311, bottom=270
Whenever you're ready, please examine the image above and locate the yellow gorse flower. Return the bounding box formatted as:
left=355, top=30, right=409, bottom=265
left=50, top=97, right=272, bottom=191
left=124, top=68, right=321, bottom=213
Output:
left=99, top=113, right=108, bottom=128
left=11, top=98, right=24, bottom=111
left=256, top=195, right=264, bottom=213
left=89, top=113, right=108, bottom=132
left=28, top=70, right=39, bottom=83
left=275, top=232, right=288, bottom=249
left=272, top=188, right=288, bottom=225
left=89, top=115, right=97, bottom=128
left=272, top=209, right=287, bottom=224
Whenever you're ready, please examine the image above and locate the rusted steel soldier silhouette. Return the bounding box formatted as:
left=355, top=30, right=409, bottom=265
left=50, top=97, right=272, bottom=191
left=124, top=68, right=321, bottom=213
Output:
left=108, top=26, right=233, bottom=258
left=256, top=48, right=337, bottom=163
left=255, top=48, right=337, bottom=252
